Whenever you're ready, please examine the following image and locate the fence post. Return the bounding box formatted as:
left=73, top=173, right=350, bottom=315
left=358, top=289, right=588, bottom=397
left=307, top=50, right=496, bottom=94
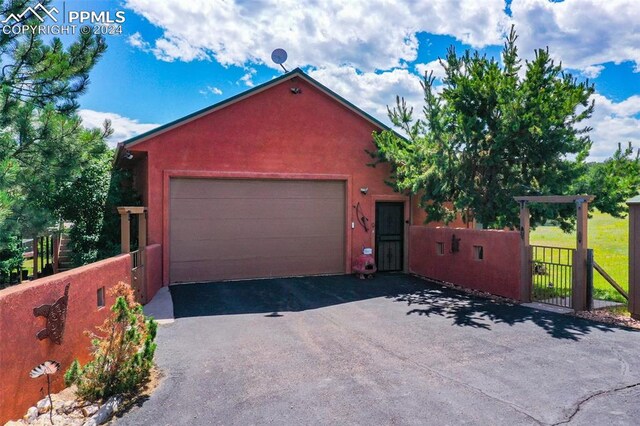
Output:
left=628, top=196, right=640, bottom=320
left=31, top=237, right=38, bottom=279
left=117, top=206, right=148, bottom=303
left=117, top=207, right=131, bottom=254
left=138, top=210, right=147, bottom=302
left=572, top=199, right=589, bottom=311
left=519, top=201, right=532, bottom=302
left=52, top=235, right=59, bottom=274
left=586, top=249, right=594, bottom=311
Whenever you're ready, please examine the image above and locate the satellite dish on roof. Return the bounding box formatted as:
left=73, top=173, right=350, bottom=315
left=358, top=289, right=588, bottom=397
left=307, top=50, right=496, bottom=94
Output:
left=271, top=48, right=288, bottom=72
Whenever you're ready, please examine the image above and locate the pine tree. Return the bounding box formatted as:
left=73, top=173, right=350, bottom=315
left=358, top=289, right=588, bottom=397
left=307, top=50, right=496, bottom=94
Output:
left=66, top=282, right=157, bottom=401
left=372, top=27, right=595, bottom=229
left=0, top=0, right=107, bottom=239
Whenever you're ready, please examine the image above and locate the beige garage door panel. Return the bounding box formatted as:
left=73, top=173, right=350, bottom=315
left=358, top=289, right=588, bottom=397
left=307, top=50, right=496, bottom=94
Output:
left=170, top=235, right=342, bottom=263
left=169, top=179, right=346, bottom=283
left=170, top=200, right=344, bottom=241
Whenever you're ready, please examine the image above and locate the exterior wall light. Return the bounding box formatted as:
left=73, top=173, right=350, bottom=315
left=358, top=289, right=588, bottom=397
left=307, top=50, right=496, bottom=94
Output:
left=360, top=187, right=368, bottom=195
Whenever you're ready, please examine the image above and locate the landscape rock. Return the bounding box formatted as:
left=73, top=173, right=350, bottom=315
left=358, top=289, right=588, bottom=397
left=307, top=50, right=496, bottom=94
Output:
left=80, top=405, right=98, bottom=418
left=23, top=407, right=38, bottom=423
left=31, top=414, right=65, bottom=426
left=9, top=377, right=158, bottom=426
left=35, top=399, right=51, bottom=415
left=86, top=395, right=123, bottom=425
left=57, top=401, right=77, bottom=415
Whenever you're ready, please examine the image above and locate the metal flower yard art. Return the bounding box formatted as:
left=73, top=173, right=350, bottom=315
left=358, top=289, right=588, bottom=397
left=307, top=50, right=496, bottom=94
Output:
left=30, top=360, right=60, bottom=424
left=33, top=283, right=70, bottom=345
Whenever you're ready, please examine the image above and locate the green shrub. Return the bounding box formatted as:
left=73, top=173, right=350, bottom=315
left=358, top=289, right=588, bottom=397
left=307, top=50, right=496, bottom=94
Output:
left=65, top=282, right=157, bottom=400
left=64, top=359, right=82, bottom=387
left=0, top=235, right=23, bottom=284
left=53, top=151, right=141, bottom=267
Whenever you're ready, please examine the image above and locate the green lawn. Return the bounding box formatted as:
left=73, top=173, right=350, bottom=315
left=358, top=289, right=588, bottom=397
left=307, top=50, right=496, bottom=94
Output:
left=531, top=211, right=628, bottom=302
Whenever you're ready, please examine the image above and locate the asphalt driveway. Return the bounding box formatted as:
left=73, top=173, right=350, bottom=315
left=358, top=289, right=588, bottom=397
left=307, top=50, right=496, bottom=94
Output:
left=116, top=274, right=640, bottom=425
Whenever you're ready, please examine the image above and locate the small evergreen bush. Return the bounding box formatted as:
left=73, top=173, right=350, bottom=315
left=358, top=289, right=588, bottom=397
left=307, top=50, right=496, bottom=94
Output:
left=65, top=282, right=157, bottom=401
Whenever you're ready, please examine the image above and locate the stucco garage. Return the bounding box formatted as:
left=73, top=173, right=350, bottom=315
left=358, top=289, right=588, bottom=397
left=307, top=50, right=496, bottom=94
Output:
left=115, top=68, right=458, bottom=286
left=169, top=178, right=346, bottom=283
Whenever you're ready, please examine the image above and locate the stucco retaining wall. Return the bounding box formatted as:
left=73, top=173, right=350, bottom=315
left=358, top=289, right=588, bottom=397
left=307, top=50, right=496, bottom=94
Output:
left=0, top=254, right=131, bottom=423
left=409, top=226, right=522, bottom=300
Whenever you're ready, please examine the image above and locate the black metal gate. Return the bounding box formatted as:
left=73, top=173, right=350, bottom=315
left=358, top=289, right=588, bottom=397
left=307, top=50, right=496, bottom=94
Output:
left=375, top=202, right=404, bottom=272
left=531, top=245, right=574, bottom=308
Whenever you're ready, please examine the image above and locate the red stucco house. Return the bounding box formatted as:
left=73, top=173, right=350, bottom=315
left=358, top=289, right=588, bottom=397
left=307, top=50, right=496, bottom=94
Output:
left=115, top=68, right=440, bottom=287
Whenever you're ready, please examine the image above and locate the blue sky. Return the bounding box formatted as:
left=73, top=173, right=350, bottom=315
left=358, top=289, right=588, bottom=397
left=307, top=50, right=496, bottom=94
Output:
left=43, top=0, right=640, bottom=160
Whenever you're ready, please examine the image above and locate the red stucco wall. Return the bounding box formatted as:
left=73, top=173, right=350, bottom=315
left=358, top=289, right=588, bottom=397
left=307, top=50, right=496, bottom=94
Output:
left=130, top=77, right=414, bottom=284
left=409, top=226, right=522, bottom=300
left=0, top=255, right=131, bottom=423
left=145, top=244, right=162, bottom=302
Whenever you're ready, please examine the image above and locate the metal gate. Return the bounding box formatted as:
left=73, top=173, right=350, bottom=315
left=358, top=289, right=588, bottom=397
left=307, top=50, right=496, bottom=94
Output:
left=531, top=245, right=575, bottom=308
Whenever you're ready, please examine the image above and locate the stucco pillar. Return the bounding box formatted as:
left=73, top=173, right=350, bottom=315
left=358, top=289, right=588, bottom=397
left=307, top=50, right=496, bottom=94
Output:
left=628, top=196, right=640, bottom=320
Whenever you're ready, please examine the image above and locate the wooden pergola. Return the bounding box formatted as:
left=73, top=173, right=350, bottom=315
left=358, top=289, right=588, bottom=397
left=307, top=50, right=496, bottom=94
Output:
left=514, top=195, right=594, bottom=311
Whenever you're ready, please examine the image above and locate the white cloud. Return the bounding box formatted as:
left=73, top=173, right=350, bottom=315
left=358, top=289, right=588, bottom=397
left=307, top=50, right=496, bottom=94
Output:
left=307, top=65, right=424, bottom=126
left=581, top=65, right=605, bottom=79
left=127, top=31, right=207, bottom=62
left=199, top=85, right=223, bottom=96
left=510, top=0, right=640, bottom=74
left=127, top=32, right=149, bottom=50
left=239, top=68, right=256, bottom=87
left=308, top=68, right=640, bottom=161
left=120, top=0, right=640, bottom=162
left=586, top=93, right=640, bottom=160
left=124, top=0, right=640, bottom=76
left=415, top=59, right=447, bottom=80
left=124, top=0, right=506, bottom=71
left=153, top=36, right=210, bottom=62
left=79, top=110, right=160, bottom=146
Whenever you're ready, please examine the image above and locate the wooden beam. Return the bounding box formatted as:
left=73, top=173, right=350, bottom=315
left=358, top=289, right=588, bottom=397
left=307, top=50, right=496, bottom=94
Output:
left=52, top=235, right=59, bottom=274
left=519, top=201, right=532, bottom=302
left=573, top=199, right=589, bottom=311
left=138, top=212, right=147, bottom=249
left=117, top=206, right=147, bottom=215
left=593, top=260, right=629, bottom=300
left=138, top=211, right=148, bottom=303
left=120, top=211, right=130, bottom=254
left=32, top=237, right=38, bottom=280
left=628, top=198, right=640, bottom=319
left=513, top=195, right=595, bottom=204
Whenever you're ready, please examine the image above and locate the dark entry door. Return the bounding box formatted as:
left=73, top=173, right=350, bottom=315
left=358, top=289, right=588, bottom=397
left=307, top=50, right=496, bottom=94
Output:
left=375, top=202, right=404, bottom=272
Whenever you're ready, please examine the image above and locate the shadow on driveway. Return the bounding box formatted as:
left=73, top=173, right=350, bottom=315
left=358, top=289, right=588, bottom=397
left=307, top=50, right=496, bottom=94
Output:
left=170, top=273, right=636, bottom=341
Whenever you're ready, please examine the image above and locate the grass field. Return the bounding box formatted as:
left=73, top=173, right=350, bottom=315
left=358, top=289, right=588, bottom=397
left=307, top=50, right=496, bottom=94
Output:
left=531, top=211, right=628, bottom=302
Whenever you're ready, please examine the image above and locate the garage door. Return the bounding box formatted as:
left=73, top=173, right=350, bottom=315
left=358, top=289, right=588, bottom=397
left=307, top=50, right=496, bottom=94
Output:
left=169, top=178, right=346, bottom=283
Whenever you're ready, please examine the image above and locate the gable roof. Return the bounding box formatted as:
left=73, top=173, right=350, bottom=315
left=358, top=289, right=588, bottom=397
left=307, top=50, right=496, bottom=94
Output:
left=117, top=67, right=398, bottom=151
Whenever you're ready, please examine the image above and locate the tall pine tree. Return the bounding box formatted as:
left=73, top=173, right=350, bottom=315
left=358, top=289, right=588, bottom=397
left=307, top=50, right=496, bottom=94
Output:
left=0, top=1, right=107, bottom=279
left=372, top=27, right=594, bottom=229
